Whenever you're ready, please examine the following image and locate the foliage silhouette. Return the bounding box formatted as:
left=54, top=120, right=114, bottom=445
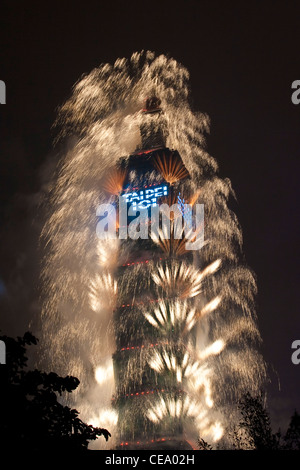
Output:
left=283, top=410, right=300, bottom=450
left=0, top=332, right=110, bottom=451
left=197, top=437, right=213, bottom=450
left=198, top=392, right=300, bottom=450
left=232, top=392, right=281, bottom=450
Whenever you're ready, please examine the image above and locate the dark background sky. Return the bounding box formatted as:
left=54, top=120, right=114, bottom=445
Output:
left=0, top=0, right=299, bottom=431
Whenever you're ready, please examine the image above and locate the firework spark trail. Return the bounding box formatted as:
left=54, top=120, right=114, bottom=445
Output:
left=151, top=259, right=221, bottom=299
left=40, top=51, right=266, bottom=448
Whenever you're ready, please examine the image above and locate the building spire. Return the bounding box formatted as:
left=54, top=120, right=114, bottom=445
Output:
left=140, top=96, right=167, bottom=150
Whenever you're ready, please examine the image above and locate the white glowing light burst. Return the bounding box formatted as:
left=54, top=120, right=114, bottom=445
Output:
left=200, top=296, right=222, bottom=317
left=148, top=348, right=190, bottom=383
left=201, top=421, right=224, bottom=443
left=144, top=300, right=196, bottom=332
left=185, top=363, right=214, bottom=408
left=89, top=408, right=118, bottom=428
left=151, top=259, right=221, bottom=299
left=95, top=362, right=114, bottom=385
left=198, top=339, right=225, bottom=361
left=96, top=238, right=120, bottom=269
left=146, top=395, right=203, bottom=423
left=89, top=273, right=117, bottom=313
left=201, top=259, right=222, bottom=277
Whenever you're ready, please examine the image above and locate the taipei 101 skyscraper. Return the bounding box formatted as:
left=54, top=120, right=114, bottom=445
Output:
left=40, top=52, right=266, bottom=450
left=111, top=97, right=200, bottom=449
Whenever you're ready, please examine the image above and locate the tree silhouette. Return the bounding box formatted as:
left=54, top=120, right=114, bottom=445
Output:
left=283, top=411, right=300, bottom=450
left=228, top=394, right=300, bottom=450
left=197, top=437, right=213, bottom=450
left=0, top=332, right=110, bottom=451
left=199, top=392, right=292, bottom=450
left=234, top=392, right=280, bottom=450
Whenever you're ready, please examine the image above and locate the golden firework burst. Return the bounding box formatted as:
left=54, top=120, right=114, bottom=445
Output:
left=153, top=152, right=189, bottom=185
left=102, top=167, right=127, bottom=195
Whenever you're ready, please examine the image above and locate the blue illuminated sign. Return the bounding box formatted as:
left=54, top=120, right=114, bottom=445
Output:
left=121, top=184, right=169, bottom=209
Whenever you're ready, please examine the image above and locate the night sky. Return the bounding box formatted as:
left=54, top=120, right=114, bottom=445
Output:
left=0, top=0, right=299, bottom=432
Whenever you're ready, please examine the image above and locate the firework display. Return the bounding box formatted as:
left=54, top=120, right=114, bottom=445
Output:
left=111, top=103, right=200, bottom=449
left=40, top=52, right=266, bottom=449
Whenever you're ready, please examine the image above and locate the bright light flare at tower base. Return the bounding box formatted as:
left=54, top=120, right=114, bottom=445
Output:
left=95, top=361, right=114, bottom=385
left=89, top=408, right=118, bottom=428
left=201, top=421, right=224, bottom=442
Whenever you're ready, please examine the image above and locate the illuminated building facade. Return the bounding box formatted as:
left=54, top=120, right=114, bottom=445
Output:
left=110, top=98, right=195, bottom=449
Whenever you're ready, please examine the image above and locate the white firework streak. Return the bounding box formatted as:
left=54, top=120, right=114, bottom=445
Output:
left=89, top=273, right=117, bottom=313
left=146, top=395, right=203, bottom=423
left=148, top=340, right=225, bottom=389
left=151, top=259, right=221, bottom=299
left=143, top=300, right=197, bottom=332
